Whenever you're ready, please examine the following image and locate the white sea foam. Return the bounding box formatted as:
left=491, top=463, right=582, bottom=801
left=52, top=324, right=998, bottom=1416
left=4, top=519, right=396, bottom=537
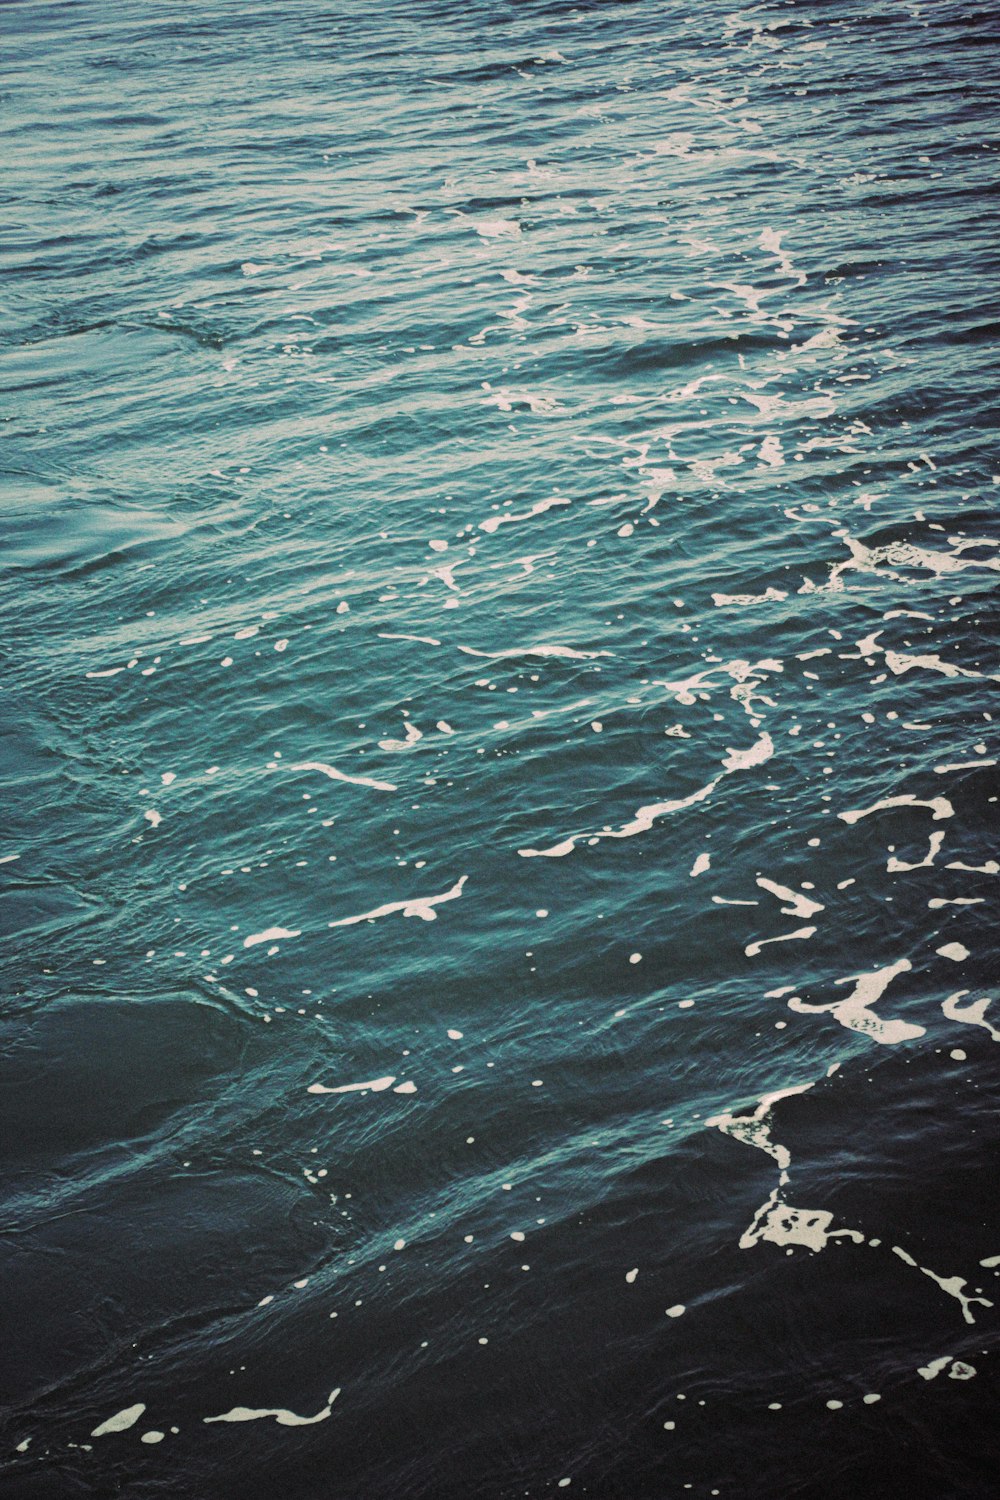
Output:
left=838, top=795, right=953, bottom=825
left=92, top=1404, right=146, bottom=1437
left=479, top=496, right=570, bottom=534
left=755, top=877, right=824, bottom=919
left=308, top=1077, right=396, bottom=1095
left=244, top=926, right=301, bottom=948
left=328, top=875, right=467, bottom=926
left=942, top=992, right=1000, bottom=1042
left=204, top=1390, right=340, bottom=1426
left=291, top=761, right=396, bottom=791
left=788, top=959, right=923, bottom=1044
left=745, top=926, right=816, bottom=958
left=891, top=1246, right=992, bottom=1324
left=519, top=733, right=773, bottom=859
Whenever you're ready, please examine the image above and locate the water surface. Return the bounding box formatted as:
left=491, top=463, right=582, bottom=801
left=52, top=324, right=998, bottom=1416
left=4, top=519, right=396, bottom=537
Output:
left=1, top=1, right=998, bottom=1495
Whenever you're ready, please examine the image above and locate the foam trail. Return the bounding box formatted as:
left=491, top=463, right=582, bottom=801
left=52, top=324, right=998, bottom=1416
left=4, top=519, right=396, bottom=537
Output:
left=205, top=1390, right=340, bottom=1426
left=891, top=1248, right=992, bottom=1325
left=838, top=795, right=953, bottom=825
left=328, top=875, right=467, bottom=926
left=479, top=496, right=570, bottom=533
left=308, top=1077, right=396, bottom=1095
left=711, top=587, right=788, bottom=607
left=745, top=926, right=816, bottom=958
left=519, top=733, right=774, bottom=859
left=519, top=781, right=719, bottom=859
left=458, top=643, right=609, bottom=661
left=244, top=926, right=302, bottom=948
left=885, top=651, right=984, bottom=682
left=291, top=761, right=396, bottom=792
left=92, top=1404, right=146, bottom=1437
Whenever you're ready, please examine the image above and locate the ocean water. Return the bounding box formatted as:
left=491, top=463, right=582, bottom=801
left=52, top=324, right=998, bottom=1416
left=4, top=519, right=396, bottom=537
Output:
left=1, top=0, right=998, bottom=1495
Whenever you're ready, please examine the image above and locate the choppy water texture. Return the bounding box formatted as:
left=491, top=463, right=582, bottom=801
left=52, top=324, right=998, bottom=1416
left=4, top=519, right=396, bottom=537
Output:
left=2, top=0, right=999, bottom=1495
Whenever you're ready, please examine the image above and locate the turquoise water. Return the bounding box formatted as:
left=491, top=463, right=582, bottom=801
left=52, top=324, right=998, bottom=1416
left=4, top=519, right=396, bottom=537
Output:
left=2, top=1, right=998, bottom=1495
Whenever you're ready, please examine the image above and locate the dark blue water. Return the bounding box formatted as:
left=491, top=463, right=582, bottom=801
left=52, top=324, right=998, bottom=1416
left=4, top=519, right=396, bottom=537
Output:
left=2, top=1, right=999, bottom=1495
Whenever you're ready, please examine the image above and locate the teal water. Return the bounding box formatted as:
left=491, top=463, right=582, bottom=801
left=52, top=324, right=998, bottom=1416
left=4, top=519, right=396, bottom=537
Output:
left=2, top=1, right=999, bottom=1495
